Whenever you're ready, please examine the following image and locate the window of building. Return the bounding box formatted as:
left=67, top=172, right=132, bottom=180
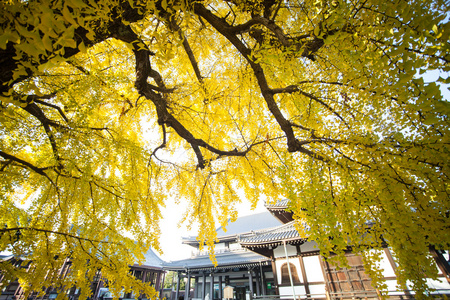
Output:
left=281, top=263, right=301, bottom=284
left=145, top=272, right=156, bottom=285
left=134, top=270, right=143, bottom=281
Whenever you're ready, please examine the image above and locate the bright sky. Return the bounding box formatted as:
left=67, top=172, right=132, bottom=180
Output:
left=158, top=196, right=269, bottom=261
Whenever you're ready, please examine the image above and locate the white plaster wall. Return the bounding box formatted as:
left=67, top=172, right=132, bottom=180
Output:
left=198, top=276, right=213, bottom=283
left=308, top=284, right=326, bottom=297
left=402, top=278, right=450, bottom=294
left=229, top=242, right=242, bottom=250
left=381, top=249, right=450, bottom=295
left=385, top=280, right=403, bottom=295
left=227, top=270, right=248, bottom=278
left=279, top=286, right=306, bottom=298
left=303, top=256, right=324, bottom=282
left=275, top=257, right=303, bottom=284
left=300, top=241, right=319, bottom=253
left=273, top=244, right=297, bottom=258
left=426, top=278, right=450, bottom=293
left=378, top=251, right=396, bottom=277
left=215, top=243, right=226, bottom=251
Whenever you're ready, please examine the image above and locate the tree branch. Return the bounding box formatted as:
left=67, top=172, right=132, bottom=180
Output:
left=0, top=150, right=59, bottom=187
left=0, top=150, right=49, bottom=176
left=167, top=19, right=204, bottom=83
left=194, top=3, right=326, bottom=160
left=19, top=100, right=62, bottom=164
left=0, top=227, right=118, bottom=245
left=114, top=23, right=272, bottom=168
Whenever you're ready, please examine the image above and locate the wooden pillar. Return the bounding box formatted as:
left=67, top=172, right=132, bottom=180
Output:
left=202, top=273, right=207, bottom=300
left=195, top=276, right=199, bottom=299
left=271, top=258, right=279, bottom=295
left=175, top=272, right=181, bottom=300
left=142, top=271, right=147, bottom=283
left=385, top=248, right=414, bottom=296
left=255, top=269, right=261, bottom=296
left=210, top=272, right=214, bottom=300
left=156, top=271, right=162, bottom=291
left=171, top=272, right=176, bottom=300
left=93, top=281, right=104, bottom=300
left=259, top=262, right=266, bottom=296
left=186, top=272, right=191, bottom=300
left=218, top=276, right=223, bottom=300
left=92, top=270, right=103, bottom=300
left=160, top=271, right=166, bottom=299
left=248, top=269, right=254, bottom=300
left=298, top=255, right=310, bottom=298
left=430, top=246, right=450, bottom=281
left=283, top=241, right=297, bottom=300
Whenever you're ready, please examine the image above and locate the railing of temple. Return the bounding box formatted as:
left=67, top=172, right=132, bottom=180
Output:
left=252, top=289, right=450, bottom=300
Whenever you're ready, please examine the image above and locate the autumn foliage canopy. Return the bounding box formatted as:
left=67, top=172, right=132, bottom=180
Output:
left=0, top=0, right=449, bottom=298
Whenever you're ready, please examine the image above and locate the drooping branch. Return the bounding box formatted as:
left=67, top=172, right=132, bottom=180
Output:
left=297, top=90, right=347, bottom=124
left=226, top=13, right=345, bottom=61
left=148, top=124, right=167, bottom=166
left=167, top=19, right=204, bottom=83
left=33, top=98, right=69, bottom=124
left=230, top=16, right=291, bottom=47
left=0, top=151, right=50, bottom=176
left=271, top=85, right=300, bottom=94
left=0, top=150, right=57, bottom=186
left=0, top=227, right=119, bottom=245
left=18, top=99, right=63, bottom=164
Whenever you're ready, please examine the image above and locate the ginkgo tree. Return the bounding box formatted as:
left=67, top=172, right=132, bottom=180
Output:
left=0, top=0, right=449, bottom=298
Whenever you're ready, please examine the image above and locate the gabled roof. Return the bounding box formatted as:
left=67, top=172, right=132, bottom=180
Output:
left=163, top=249, right=270, bottom=271
left=182, top=211, right=282, bottom=245
left=132, top=248, right=164, bottom=270
left=239, top=221, right=306, bottom=248
left=264, top=199, right=294, bottom=224
left=0, top=254, right=15, bottom=261
left=265, top=199, right=290, bottom=210
left=215, top=211, right=282, bottom=237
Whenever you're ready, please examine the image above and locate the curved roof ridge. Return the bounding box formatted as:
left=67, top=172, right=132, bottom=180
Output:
left=264, top=199, right=290, bottom=208
left=238, top=220, right=307, bottom=246
left=245, top=220, right=297, bottom=236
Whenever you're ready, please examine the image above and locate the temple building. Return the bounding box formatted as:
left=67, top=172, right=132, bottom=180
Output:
left=239, top=200, right=450, bottom=299
left=0, top=249, right=165, bottom=300
left=164, top=200, right=450, bottom=300
left=163, top=211, right=282, bottom=300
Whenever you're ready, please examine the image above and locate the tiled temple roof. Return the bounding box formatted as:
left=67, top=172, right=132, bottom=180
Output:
left=239, top=221, right=307, bottom=248
left=264, top=199, right=290, bottom=210
left=182, top=211, right=281, bottom=245
left=132, top=248, right=165, bottom=269
left=163, top=249, right=270, bottom=271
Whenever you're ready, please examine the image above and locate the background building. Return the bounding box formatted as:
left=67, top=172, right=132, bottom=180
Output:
left=163, top=212, right=282, bottom=300
left=0, top=249, right=165, bottom=300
